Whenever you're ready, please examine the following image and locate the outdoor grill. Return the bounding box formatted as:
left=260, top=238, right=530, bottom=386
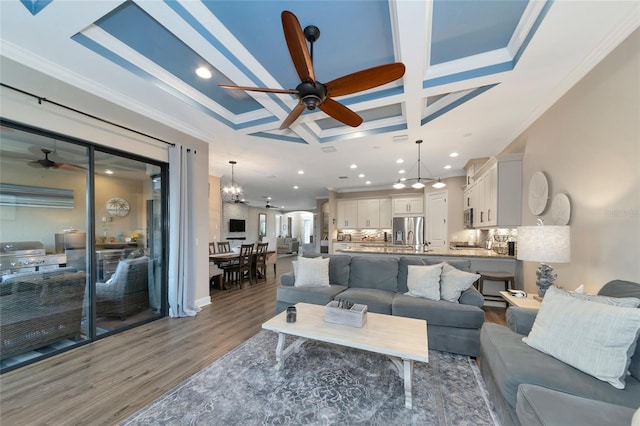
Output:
left=0, top=241, right=67, bottom=276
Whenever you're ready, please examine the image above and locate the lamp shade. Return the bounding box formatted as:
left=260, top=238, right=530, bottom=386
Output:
left=516, top=226, right=570, bottom=263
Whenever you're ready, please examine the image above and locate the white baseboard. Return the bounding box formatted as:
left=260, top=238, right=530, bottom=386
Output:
left=196, top=296, right=212, bottom=308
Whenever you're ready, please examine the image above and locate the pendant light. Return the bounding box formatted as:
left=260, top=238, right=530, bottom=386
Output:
left=392, top=140, right=433, bottom=189
left=221, top=160, right=244, bottom=203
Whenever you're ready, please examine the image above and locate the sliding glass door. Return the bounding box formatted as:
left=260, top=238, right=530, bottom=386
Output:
left=0, top=120, right=167, bottom=371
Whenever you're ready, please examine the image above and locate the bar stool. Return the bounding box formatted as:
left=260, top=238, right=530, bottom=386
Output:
left=476, top=271, right=515, bottom=304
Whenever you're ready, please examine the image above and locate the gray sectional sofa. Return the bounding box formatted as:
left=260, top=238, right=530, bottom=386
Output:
left=480, top=280, right=640, bottom=426
left=276, top=254, right=485, bottom=356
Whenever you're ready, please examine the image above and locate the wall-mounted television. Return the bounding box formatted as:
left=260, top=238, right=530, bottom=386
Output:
left=229, top=219, right=246, bottom=232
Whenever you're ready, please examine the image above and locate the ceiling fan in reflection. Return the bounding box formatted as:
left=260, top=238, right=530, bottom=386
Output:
left=0, top=146, right=86, bottom=171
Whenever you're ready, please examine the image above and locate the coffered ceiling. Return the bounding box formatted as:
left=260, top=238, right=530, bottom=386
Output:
left=0, top=1, right=638, bottom=210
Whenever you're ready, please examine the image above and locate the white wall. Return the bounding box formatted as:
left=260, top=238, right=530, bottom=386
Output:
left=515, top=28, right=639, bottom=294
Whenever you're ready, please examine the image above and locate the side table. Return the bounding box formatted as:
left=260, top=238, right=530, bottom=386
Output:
left=499, top=291, right=542, bottom=310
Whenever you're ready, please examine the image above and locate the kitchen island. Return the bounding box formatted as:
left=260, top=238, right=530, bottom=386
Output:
left=334, top=244, right=520, bottom=301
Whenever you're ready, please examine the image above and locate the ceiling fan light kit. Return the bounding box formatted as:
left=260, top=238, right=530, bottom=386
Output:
left=218, top=11, right=405, bottom=129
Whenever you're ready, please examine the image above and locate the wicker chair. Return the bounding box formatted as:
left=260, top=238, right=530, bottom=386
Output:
left=0, top=269, right=86, bottom=360
left=96, top=256, right=149, bottom=320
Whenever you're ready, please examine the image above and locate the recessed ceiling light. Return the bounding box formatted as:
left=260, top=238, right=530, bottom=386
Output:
left=399, top=170, right=405, bottom=174
left=358, top=173, right=365, bottom=178
left=396, top=159, right=404, bottom=164
left=105, top=169, right=114, bottom=175
left=449, top=152, right=459, bottom=157
left=400, top=177, right=407, bottom=182
left=293, top=185, right=299, bottom=189
left=298, top=170, right=304, bottom=174
left=350, top=164, right=357, bottom=169
left=365, top=181, right=371, bottom=185
left=195, top=67, right=212, bottom=79
left=444, top=165, right=452, bottom=169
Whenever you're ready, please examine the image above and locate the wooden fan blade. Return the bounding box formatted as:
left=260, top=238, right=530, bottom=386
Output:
left=325, top=63, right=405, bottom=97
left=279, top=102, right=306, bottom=129
left=281, top=11, right=315, bottom=83
left=218, top=84, right=298, bottom=95
left=319, top=99, right=363, bottom=127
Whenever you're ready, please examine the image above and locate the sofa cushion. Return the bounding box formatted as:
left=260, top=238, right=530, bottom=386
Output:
left=405, top=263, right=442, bottom=300
left=302, top=254, right=351, bottom=286
left=599, top=280, right=640, bottom=381
left=480, top=323, right=640, bottom=410
left=440, top=263, right=480, bottom=302
left=348, top=256, right=398, bottom=292
left=336, top=288, right=395, bottom=314
left=392, top=293, right=485, bottom=328
left=397, top=257, right=427, bottom=293
left=276, top=284, right=347, bottom=307
left=516, top=384, right=637, bottom=426
left=523, top=286, right=640, bottom=389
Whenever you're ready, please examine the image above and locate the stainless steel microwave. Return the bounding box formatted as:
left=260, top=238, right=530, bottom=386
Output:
left=464, top=208, right=474, bottom=229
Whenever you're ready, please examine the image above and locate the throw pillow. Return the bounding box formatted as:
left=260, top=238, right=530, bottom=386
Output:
left=293, top=257, right=330, bottom=287
left=440, top=263, right=480, bottom=302
left=405, top=263, right=443, bottom=300
left=523, top=286, right=640, bottom=389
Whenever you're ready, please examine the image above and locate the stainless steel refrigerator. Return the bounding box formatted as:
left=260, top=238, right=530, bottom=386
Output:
left=392, top=217, right=424, bottom=247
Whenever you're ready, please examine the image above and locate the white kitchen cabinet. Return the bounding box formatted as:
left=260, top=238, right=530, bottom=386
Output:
left=357, top=199, right=380, bottom=228
left=379, top=198, right=392, bottom=228
left=471, top=155, right=522, bottom=228
left=336, top=199, right=358, bottom=228
left=392, top=197, right=424, bottom=215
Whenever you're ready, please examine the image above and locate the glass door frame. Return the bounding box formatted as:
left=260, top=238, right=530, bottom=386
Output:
left=0, top=119, right=169, bottom=370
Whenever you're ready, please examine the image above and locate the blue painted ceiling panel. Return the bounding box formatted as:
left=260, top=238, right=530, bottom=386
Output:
left=203, top=0, right=395, bottom=87
left=95, top=2, right=262, bottom=115
left=316, top=103, right=402, bottom=130
left=431, top=0, right=528, bottom=65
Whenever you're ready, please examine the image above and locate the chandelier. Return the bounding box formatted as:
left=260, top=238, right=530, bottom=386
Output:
left=221, top=160, right=244, bottom=203
left=393, top=140, right=442, bottom=189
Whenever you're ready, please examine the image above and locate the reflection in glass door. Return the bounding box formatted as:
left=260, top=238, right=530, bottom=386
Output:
left=93, top=151, right=164, bottom=335
left=0, top=121, right=167, bottom=372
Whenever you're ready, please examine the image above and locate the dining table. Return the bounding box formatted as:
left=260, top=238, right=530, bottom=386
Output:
left=209, top=250, right=276, bottom=289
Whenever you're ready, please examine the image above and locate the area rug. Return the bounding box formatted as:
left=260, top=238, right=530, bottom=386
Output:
left=122, top=331, right=499, bottom=426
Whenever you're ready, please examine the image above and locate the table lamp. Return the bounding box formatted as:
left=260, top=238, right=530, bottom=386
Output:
left=517, top=223, right=570, bottom=300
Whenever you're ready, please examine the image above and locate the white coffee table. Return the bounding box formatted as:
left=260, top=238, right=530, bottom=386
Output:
left=262, top=302, right=428, bottom=409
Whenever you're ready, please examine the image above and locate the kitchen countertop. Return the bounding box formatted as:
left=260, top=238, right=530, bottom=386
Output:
left=334, top=245, right=515, bottom=259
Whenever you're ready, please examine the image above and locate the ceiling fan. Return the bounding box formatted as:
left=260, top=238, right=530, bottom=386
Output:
left=1, top=147, right=86, bottom=171
left=219, top=10, right=406, bottom=129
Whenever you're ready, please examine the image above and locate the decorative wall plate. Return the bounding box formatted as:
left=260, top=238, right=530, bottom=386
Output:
left=528, top=171, right=549, bottom=215
left=106, top=197, right=130, bottom=217
left=550, top=193, right=571, bottom=225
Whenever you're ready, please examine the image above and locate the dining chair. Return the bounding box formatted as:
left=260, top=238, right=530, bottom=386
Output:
left=227, top=244, right=254, bottom=288
left=217, top=241, right=231, bottom=253
left=209, top=242, right=216, bottom=255
left=255, top=242, right=269, bottom=282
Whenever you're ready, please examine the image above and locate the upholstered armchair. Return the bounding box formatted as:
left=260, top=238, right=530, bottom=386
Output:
left=96, top=256, right=149, bottom=320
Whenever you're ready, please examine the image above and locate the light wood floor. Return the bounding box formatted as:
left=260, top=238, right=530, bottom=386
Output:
left=0, top=256, right=506, bottom=426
